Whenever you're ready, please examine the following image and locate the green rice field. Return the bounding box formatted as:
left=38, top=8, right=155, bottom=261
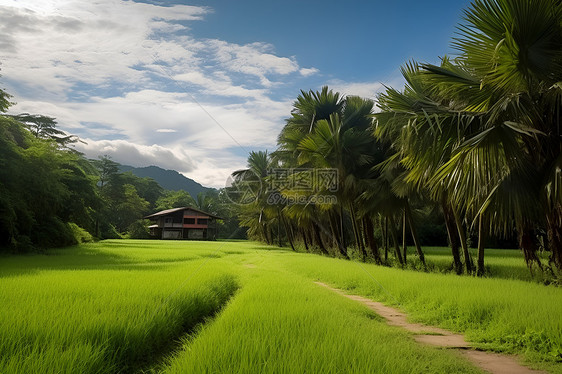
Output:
left=1, top=240, right=561, bottom=373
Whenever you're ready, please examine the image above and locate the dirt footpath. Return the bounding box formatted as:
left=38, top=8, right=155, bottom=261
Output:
left=315, top=282, right=547, bottom=374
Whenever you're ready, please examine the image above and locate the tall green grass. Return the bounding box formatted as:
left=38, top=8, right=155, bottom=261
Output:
left=161, top=271, right=481, bottom=374
left=1, top=240, right=561, bottom=373
left=277, top=253, right=562, bottom=369
left=0, top=241, right=238, bottom=373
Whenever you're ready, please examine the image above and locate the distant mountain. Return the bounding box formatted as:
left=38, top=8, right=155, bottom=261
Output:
left=120, top=165, right=213, bottom=198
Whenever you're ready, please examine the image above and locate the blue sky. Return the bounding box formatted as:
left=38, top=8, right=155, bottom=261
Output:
left=1, top=0, right=471, bottom=187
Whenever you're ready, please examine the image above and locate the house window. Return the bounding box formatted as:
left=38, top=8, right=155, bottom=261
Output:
left=197, top=218, right=208, bottom=225
left=184, top=218, right=195, bottom=224
left=165, top=218, right=173, bottom=224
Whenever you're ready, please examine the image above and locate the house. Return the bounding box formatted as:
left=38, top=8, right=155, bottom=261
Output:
left=144, top=207, right=222, bottom=240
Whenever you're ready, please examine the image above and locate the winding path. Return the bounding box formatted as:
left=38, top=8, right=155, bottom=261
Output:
left=315, top=282, right=547, bottom=374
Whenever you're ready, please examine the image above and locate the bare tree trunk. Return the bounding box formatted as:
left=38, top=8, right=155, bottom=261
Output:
left=452, top=206, right=473, bottom=274
left=405, top=202, right=426, bottom=266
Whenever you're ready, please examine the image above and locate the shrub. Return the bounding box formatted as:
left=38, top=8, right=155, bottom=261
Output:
left=100, top=222, right=122, bottom=239
left=31, top=217, right=76, bottom=248
left=127, top=219, right=151, bottom=239
left=68, top=222, right=94, bottom=243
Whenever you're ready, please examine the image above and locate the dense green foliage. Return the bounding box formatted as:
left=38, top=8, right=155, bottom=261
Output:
left=1, top=240, right=560, bottom=373
left=0, top=114, right=99, bottom=249
left=0, top=114, right=161, bottom=249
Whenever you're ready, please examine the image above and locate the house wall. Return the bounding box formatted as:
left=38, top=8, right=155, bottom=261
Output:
left=162, top=229, right=182, bottom=239
left=148, top=208, right=219, bottom=240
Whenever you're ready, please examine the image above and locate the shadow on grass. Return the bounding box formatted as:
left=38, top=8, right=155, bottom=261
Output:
left=410, top=247, right=553, bottom=283
left=125, top=278, right=241, bottom=374
left=0, top=246, right=195, bottom=278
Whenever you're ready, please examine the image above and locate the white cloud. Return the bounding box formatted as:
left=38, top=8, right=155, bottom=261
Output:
left=156, top=129, right=177, bottom=133
left=208, top=40, right=301, bottom=87
left=11, top=90, right=290, bottom=187
left=0, top=2, right=210, bottom=98
left=75, top=139, right=196, bottom=174
left=299, top=67, right=319, bottom=77
left=328, top=81, right=386, bottom=100
left=173, top=70, right=268, bottom=100
left=0, top=0, right=327, bottom=187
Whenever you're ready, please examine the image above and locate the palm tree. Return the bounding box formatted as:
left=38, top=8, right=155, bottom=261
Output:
left=231, top=151, right=276, bottom=244
left=376, top=0, right=562, bottom=274
left=425, top=0, right=562, bottom=271
left=375, top=62, right=466, bottom=271
left=274, top=87, right=382, bottom=260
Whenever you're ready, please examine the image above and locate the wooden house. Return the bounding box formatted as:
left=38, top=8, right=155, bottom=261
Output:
left=144, top=207, right=221, bottom=240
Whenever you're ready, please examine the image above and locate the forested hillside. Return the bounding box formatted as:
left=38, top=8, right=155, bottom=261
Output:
left=119, top=165, right=212, bottom=200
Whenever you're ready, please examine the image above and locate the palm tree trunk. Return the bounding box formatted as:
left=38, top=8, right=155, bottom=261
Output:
left=452, top=206, right=473, bottom=274
left=442, top=202, right=463, bottom=274
left=328, top=211, right=339, bottom=251
left=261, top=223, right=270, bottom=245
left=519, top=226, right=543, bottom=271
left=349, top=203, right=367, bottom=260
left=405, top=202, right=426, bottom=266
left=389, top=216, right=404, bottom=265
left=312, top=221, right=329, bottom=255
left=402, top=209, right=407, bottom=264
left=281, top=214, right=295, bottom=251
left=302, top=228, right=309, bottom=251
left=384, top=215, right=389, bottom=262
left=477, top=213, right=486, bottom=276
left=339, top=206, right=347, bottom=252
left=268, top=227, right=274, bottom=246
left=277, top=209, right=282, bottom=247
left=546, top=206, right=562, bottom=270
left=329, top=211, right=348, bottom=258
left=363, top=216, right=381, bottom=264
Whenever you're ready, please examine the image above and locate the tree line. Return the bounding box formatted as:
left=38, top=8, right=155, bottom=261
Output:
left=0, top=89, right=242, bottom=251
left=231, top=0, right=562, bottom=276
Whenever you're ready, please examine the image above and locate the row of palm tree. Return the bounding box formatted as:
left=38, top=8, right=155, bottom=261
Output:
left=231, top=89, right=430, bottom=268
left=230, top=0, right=562, bottom=275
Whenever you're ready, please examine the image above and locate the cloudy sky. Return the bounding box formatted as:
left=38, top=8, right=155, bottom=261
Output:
left=0, top=0, right=470, bottom=188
